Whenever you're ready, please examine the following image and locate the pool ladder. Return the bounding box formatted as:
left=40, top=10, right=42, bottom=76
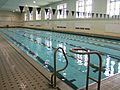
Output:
left=51, top=47, right=68, bottom=88
left=70, top=48, right=102, bottom=90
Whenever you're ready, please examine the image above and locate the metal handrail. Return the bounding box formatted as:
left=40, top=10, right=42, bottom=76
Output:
left=51, top=47, right=68, bottom=88
left=70, top=48, right=102, bottom=90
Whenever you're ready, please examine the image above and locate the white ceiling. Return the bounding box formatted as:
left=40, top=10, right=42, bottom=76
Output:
left=0, top=0, right=62, bottom=11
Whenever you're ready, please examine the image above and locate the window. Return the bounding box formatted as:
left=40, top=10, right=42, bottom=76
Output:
left=29, top=12, right=33, bottom=20
left=107, top=0, right=120, bottom=17
left=57, top=3, right=67, bottom=19
left=36, top=10, right=41, bottom=20
left=45, top=7, right=52, bottom=20
left=24, top=13, right=27, bottom=21
left=76, top=0, right=92, bottom=18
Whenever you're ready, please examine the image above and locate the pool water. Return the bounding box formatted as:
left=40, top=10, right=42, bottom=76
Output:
left=0, top=28, right=120, bottom=89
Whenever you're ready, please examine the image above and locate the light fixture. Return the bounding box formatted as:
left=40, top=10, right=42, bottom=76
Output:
left=33, top=0, right=36, bottom=3
left=16, top=9, right=18, bottom=11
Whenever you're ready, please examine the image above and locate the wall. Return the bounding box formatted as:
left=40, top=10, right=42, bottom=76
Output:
left=23, top=0, right=120, bottom=38
left=0, top=10, right=24, bottom=27
left=92, top=0, right=107, bottom=13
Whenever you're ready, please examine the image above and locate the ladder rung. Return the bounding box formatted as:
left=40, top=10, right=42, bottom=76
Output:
left=88, top=77, right=98, bottom=83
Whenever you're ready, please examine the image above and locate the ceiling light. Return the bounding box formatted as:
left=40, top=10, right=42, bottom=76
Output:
left=33, top=0, right=36, bottom=3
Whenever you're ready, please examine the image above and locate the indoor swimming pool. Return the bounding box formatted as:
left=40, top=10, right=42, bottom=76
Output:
left=0, top=28, right=120, bottom=89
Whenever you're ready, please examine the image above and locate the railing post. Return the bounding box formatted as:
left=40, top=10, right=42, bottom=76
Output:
left=51, top=47, right=68, bottom=88
left=96, top=53, right=102, bottom=90
left=53, top=48, right=57, bottom=87
left=86, top=53, right=90, bottom=90
left=69, top=48, right=102, bottom=90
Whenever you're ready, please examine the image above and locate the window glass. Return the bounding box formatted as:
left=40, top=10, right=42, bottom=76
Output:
left=76, top=0, right=92, bottom=18
left=45, top=7, right=52, bottom=20
left=24, top=13, right=27, bottom=21
left=57, top=3, right=67, bottom=19
left=107, top=0, right=120, bottom=16
left=36, top=10, right=41, bottom=20
left=29, top=12, right=33, bottom=20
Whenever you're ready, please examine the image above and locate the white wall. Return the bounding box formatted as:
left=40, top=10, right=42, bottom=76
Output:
left=92, top=0, right=107, bottom=13
left=0, top=10, right=24, bottom=27
left=23, top=0, right=120, bottom=37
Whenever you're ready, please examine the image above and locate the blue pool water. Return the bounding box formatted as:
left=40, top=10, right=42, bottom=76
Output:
left=0, top=28, right=120, bottom=89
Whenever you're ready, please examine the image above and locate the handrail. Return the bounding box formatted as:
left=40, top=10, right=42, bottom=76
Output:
left=70, top=48, right=102, bottom=90
left=51, top=47, right=68, bottom=88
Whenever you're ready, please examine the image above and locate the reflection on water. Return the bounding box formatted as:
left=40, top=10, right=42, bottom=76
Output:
left=110, top=61, right=115, bottom=76
left=44, top=59, right=50, bottom=70
left=76, top=54, right=83, bottom=65
left=57, top=43, right=66, bottom=52
left=62, top=71, right=67, bottom=81
left=75, top=52, right=88, bottom=73
left=36, top=37, right=41, bottom=44
left=45, top=39, right=52, bottom=50
left=84, top=54, right=88, bottom=66
left=104, top=55, right=116, bottom=77
left=57, top=43, right=67, bottom=62
left=30, top=34, right=33, bottom=41
left=75, top=52, right=88, bottom=67
left=104, top=55, right=110, bottom=76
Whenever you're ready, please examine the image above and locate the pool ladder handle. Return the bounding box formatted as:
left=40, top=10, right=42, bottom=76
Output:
left=69, top=48, right=102, bottom=90
left=51, top=47, right=68, bottom=88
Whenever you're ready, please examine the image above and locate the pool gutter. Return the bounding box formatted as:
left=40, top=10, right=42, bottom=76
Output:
left=3, top=26, right=120, bottom=41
